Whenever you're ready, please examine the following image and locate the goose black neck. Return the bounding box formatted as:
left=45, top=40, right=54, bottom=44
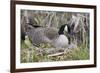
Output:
left=58, top=24, right=66, bottom=35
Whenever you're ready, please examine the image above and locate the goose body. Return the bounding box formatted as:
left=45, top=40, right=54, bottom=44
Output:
left=26, top=24, right=70, bottom=48
left=52, top=35, right=69, bottom=48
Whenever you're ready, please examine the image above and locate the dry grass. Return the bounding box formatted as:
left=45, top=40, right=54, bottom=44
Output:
left=21, top=39, right=89, bottom=63
left=21, top=10, right=90, bottom=63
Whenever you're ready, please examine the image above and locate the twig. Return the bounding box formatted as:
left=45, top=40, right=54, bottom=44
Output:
left=47, top=12, right=55, bottom=27
left=48, top=52, right=65, bottom=57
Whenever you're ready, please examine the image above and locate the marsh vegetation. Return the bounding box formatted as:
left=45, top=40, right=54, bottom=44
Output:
left=21, top=10, right=90, bottom=63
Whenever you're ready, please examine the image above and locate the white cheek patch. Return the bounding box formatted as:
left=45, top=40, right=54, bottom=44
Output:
left=64, top=25, right=68, bottom=32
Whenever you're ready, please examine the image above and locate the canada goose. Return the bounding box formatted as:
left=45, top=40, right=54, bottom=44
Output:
left=25, top=24, right=70, bottom=48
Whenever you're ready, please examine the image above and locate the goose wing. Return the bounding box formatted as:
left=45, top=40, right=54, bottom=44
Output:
left=44, top=27, right=59, bottom=40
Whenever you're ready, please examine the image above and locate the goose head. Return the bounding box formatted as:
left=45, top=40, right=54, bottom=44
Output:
left=58, top=24, right=70, bottom=35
